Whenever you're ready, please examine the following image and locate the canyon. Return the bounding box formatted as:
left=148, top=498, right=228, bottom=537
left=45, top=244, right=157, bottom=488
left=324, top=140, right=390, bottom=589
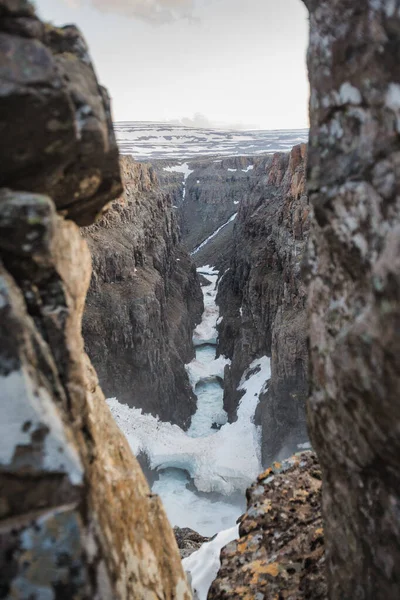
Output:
left=1, top=0, right=400, bottom=599
left=81, top=143, right=313, bottom=596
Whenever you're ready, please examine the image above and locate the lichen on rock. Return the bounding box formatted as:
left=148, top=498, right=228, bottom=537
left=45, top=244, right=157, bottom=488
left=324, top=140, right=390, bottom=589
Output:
left=208, top=452, right=326, bottom=600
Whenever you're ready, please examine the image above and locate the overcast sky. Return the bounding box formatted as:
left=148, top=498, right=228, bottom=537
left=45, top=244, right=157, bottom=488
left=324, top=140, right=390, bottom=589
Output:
left=35, top=0, right=309, bottom=130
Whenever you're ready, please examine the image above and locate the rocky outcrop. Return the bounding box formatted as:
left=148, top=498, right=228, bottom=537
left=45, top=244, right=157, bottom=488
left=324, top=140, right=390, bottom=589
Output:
left=83, top=156, right=203, bottom=428
left=304, top=1, right=400, bottom=598
left=182, top=157, right=255, bottom=253
left=208, top=452, right=326, bottom=599
left=217, top=144, right=310, bottom=466
left=0, top=3, right=191, bottom=597
left=174, top=527, right=210, bottom=560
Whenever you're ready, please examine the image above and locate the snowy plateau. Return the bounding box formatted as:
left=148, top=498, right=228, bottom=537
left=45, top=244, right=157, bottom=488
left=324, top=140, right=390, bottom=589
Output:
left=115, top=121, right=308, bottom=160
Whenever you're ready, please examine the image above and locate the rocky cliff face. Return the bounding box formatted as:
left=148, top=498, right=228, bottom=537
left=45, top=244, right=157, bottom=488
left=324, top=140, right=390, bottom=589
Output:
left=0, top=2, right=121, bottom=226
left=82, top=156, right=203, bottom=428
left=304, top=1, right=400, bottom=598
left=181, top=156, right=255, bottom=252
left=209, top=452, right=326, bottom=600
left=217, top=144, right=310, bottom=466
left=0, top=3, right=191, bottom=597
left=153, top=156, right=259, bottom=268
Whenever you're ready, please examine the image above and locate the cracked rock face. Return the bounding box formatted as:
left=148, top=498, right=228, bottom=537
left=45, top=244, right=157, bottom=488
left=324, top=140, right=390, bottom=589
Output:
left=304, top=1, right=400, bottom=598
left=0, top=2, right=191, bottom=597
left=83, top=157, right=203, bottom=428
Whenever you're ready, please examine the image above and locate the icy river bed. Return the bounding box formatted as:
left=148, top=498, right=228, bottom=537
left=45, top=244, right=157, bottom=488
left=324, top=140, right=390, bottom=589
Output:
left=108, top=267, right=271, bottom=537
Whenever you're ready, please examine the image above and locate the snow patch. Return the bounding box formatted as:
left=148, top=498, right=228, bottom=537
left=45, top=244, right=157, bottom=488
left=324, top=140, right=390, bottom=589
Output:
left=191, top=213, right=237, bottom=256
left=242, top=165, right=254, bottom=173
left=163, top=162, right=194, bottom=201
left=339, top=82, right=362, bottom=105
left=163, top=162, right=194, bottom=179
left=0, top=369, right=83, bottom=485
left=197, top=265, right=218, bottom=275
left=191, top=274, right=219, bottom=346
left=183, top=526, right=239, bottom=600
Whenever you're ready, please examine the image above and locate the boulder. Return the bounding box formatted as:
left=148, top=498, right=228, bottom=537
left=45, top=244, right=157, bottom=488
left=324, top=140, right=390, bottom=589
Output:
left=209, top=452, right=326, bottom=599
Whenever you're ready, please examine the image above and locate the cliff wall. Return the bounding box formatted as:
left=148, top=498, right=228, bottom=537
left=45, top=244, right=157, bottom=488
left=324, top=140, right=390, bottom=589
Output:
left=217, top=144, right=310, bottom=465
left=304, top=0, right=400, bottom=597
left=83, top=157, right=203, bottom=428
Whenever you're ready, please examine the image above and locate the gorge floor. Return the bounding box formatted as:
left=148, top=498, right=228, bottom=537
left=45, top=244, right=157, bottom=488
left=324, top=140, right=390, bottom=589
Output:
left=108, top=266, right=270, bottom=537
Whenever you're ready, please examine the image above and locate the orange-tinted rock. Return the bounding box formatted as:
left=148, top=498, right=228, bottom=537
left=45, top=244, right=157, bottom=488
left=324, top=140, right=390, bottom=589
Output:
left=208, top=452, right=326, bottom=599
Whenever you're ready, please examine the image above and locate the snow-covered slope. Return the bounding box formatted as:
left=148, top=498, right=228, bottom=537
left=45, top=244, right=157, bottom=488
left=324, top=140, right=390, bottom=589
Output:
left=183, top=525, right=239, bottom=600
left=115, top=121, right=308, bottom=160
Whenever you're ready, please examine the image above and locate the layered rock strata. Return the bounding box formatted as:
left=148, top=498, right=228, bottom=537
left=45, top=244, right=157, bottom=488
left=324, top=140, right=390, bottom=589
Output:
left=304, top=0, right=400, bottom=597
left=0, top=3, right=191, bottom=597
left=209, top=452, right=326, bottom=599
left=83, top=156, right=203, bottom=428
left=217, top=144, right=310, bottom=465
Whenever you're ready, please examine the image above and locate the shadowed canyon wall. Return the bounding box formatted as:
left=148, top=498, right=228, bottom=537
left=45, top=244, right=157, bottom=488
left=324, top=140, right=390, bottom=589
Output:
left=0, top=2, right=191, bottom=597
left=217, top=144, right=310, bottom=466
left=83, top=157, right=203, bottom=428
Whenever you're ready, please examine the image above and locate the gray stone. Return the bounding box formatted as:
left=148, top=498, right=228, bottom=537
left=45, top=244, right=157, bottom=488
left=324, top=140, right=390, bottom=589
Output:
left=304, top=1, right=400, bottom=598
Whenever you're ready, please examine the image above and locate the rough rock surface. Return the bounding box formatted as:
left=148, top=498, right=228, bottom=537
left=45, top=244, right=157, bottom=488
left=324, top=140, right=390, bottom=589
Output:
left=174, top=527, right=210, bottom=559
left=208, top=452, right=326, bottom=600
left=0, top=3, right=191, bottom=598
left=0, top=0, right=122, bottom=226
left=181, top=156, right=255, bottom=252
left=217, top=145, right=310, bottom=465
left=304, top=1, right=400, bottom=598
left=83, top=156, right=203, bottom=428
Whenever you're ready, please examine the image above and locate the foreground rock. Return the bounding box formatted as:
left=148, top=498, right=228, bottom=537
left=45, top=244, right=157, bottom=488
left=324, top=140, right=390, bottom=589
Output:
left=304, top=1, right=400, bottom=597
left=0, top=3, right=191, bottom=597
left=0, top=0, right=122, bottom=226
left=209, top=452, right=326, bottom=599
left=217, top=144, right=310, bottom=465
left=83, top=156, right=203, bottom=428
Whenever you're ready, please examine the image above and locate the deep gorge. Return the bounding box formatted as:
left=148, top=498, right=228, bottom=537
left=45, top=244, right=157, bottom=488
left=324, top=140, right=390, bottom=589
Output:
left=1, top=1, right=400, bottom=599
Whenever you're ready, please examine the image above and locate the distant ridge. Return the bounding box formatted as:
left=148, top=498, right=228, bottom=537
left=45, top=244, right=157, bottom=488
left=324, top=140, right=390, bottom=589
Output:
left=115, top=121, right=308, bottom=160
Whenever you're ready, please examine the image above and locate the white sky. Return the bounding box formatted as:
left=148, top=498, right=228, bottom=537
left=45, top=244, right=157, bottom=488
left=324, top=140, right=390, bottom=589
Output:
left=35, top=0, right=309, bottom=129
